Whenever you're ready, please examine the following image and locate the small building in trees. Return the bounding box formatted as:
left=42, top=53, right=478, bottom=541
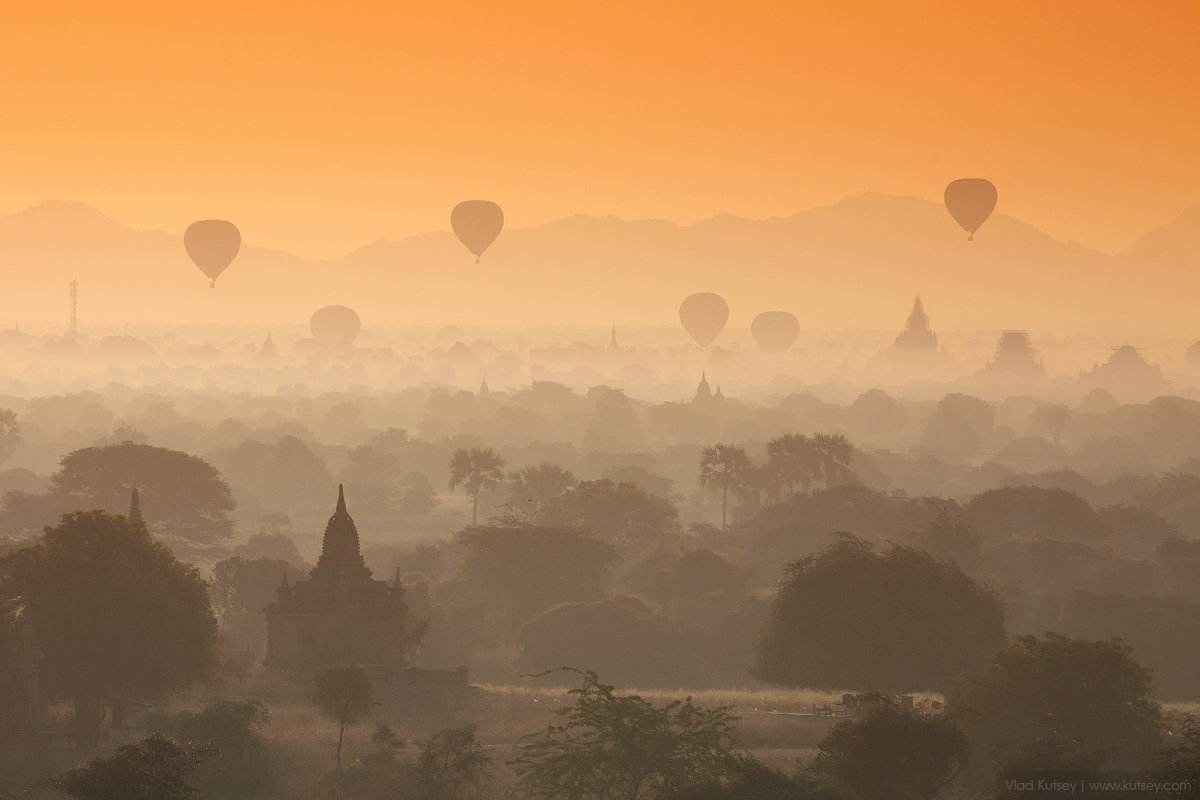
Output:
left=264, top=486, right=410, bottom=681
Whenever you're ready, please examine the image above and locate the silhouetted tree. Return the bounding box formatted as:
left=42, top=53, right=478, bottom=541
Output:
left=810, top=694, right=970, bottom=800
left=699, top=444, right=752, bottom=529
left=48, top=442, right=235, bottom=545
left=765, top=433, right=822, bottom=495
left=0, top=511, right=219, bottom=743
left=518, top=596, right=712, bottom=687
left=455, top=524, right=617, bottom=630
left=412, top=725, right=492, bottom=800
left=175, top=699, right=274, bottom=799
left=312, top=661, right=374, bottom=770
left=448, top=447, right=506, bottom=525
left=541, top=479, right=680, bottom=547
left=56, top=734, right=205, bottom=800
left=507, top=462, right=578, bottom=513
left=755, top=534, right=1005, bottom=691
left=210, top=556, right=305, bottom=656
left=811, top=433, right=855, bottom=489
left=1031, top=404, right=1071, bottom=445
left=0, top=409, right=19, bottom=468
left=947, top=633, right=1163, bottom=785
left=512, top=669, right=738, bottom=800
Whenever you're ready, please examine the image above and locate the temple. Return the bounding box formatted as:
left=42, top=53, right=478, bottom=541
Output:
left=264, top=485, right=409, bottom=680
left=893, top=296, right=938, bottom=353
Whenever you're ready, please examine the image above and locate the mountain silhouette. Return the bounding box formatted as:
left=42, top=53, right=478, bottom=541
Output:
left=0, top=194, right=1193, bottom=333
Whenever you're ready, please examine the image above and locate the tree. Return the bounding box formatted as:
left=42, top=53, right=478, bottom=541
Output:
left=448, top=447, right=506, bottom=526
left=518, top=596, right=713, bottom=688
left=0, top=511, right=219, bottom=743
left=455, top=524, right=618, bottom=630
left=765, top=433, right=821, bottom=496
left=210, top=556, right=306, bottom=655
left=810, top=433, right=855, bottom=490
left=946, top=633, right=1164, bottom=785
left=325, top=723, right=412, bottom=799
left=699, top=444, right=751, bottom=530
left=755, top=534, right=1005, bottom=691
left=541, top=479, right=680, bottom=548
left=0, top=409, right=19, bottom=468
left=507, top=462, right=578, bottom=512
left=905, top=503, right=981, bottom=571
left=810, top=695, right=971, bottom=800
left=1032, top=404, right=1072, bottom=445
left=512, top=669, right=739, bottom=800
left=48, top=442, right=236, bottom=545
left=312, top=661, right=374, bottom=770
left=412, top=725, right=492, bottom=800
left=56, top=734, right=205, bottom=800
left=175, top=699, right=274, bottom=799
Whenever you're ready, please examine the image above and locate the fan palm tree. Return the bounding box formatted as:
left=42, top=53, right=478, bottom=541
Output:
left=811, top=433, right=855, bottom=490
left=699, top=444, right=751, bottom=529
left=766, top=433, right=822, bottom=495
left=448, top=447, right=507, bottom=526
left=507, top=462, right=578, bottom=513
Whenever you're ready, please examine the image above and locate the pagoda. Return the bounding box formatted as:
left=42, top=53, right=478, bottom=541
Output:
left=264, top=486, right=408, bottom=680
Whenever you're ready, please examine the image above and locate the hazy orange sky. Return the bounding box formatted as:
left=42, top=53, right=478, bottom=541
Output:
left=2, top=1, right=1198, bottom=258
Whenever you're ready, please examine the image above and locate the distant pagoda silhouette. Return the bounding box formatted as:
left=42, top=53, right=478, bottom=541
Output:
left=1078, top=345, right=1167, bottom=397
left=894, top=295, right=937, bottom=353
left=979, top=330, right=1045, bottom=379
left=607, top=324, right=621, bottom=355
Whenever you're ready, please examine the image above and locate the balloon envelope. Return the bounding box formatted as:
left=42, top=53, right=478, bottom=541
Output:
left=751, top=311, right=800, bottom=352
left=679, top=292, right=729, bottom=347
left=310, top=305, right=362, bottom=344
left=184, top=220, right=240, bottom=287
left=944, top=179, right=997, bottom=240
left=451, top=200, right=504, bottom=261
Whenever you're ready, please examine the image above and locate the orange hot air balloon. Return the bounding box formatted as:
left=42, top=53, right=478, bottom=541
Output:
left=679, top=292, right=729, bottom=347
left=751, top=311, right=800, bottom=352
left=310, top=305, right=362, bottom=344
left=184, top=220, right=241, bottom=287
left=451, top=200, right=504, bottom=262
left=944, top=179, right=997, bottom=241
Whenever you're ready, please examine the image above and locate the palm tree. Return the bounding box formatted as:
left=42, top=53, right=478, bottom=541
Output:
left=507, top=462, right=578, bottom=513
left=699, top=444, right=751, bottom=529
left=811, top=433, right=855, bottom=489
left=766, top=433, right=822, bottom=495
left=448, top=447, right=507, bottom=526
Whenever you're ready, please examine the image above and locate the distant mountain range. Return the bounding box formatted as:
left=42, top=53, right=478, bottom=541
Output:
left=0, top=194, right=1196, bottom=334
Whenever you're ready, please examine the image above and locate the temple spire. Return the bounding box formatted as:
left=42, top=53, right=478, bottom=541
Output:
left=312, top=484, right=370, bottom=582
left=128, top=488, right=146, bottom=532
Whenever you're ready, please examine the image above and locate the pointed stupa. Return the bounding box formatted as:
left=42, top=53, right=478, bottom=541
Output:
left=478, top=377, right=490, bottom=397
left=607, top=323, right=621, bottom=355
left=128, top=488, right=146, bottom=532
left=260, top=331, right=278, bottom=359
left=713, top=384, right=725, bottom=401
left=694, top=371, right=712, bottom=401
left=894, top=295, right=937, bottom=352
left=311, top=485, right=371, bottom=582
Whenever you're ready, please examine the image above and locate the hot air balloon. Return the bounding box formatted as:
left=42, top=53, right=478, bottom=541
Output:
left=944, top=179, right=997, bottom=241
left=310, top=305, right=362, bottom=345
left=679, top=292, right=729, bottom=347
left=451, top=200, right=504, bottom=262
left=751, top=311, right=800, bottom=352
left=184, top=220, right=240, bottom=287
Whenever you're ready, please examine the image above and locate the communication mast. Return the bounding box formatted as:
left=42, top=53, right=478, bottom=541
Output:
left=69, top=280, right=79, bottom=338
